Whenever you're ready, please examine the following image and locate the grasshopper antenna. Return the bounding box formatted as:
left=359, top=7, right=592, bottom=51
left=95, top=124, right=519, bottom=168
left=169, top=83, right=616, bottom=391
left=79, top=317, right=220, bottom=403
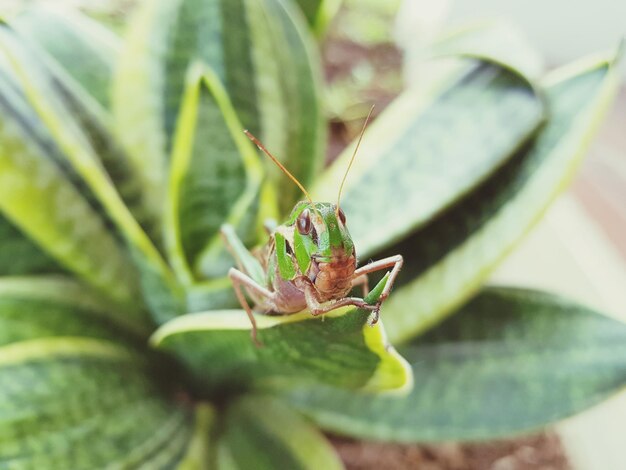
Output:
left=336, top=105, right=374, bottom=213
left=244, top=130, right=314, bottom=205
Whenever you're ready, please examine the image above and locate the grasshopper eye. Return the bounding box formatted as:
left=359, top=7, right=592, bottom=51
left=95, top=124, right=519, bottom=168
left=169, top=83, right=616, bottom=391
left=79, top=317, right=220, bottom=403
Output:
left=337, top=207, right=346, bottom=225
left=297, top=209, right=312, bottom=235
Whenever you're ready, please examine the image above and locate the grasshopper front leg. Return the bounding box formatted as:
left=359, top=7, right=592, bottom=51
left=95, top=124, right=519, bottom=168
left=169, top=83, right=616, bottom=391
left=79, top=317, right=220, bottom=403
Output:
left=221, top=225, right=275, bottom=345
left=352, top=255, right=404, bottom=324
left=227, top=268, right=276, bottom=346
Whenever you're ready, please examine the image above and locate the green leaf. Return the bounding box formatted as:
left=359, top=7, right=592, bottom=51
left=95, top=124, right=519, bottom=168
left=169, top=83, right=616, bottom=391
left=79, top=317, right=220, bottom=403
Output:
left=114, top=0, right=325, bottom=218
left=166, top=64, right=264, bottom=284
left=0, top=276, right=149, bottom=346
left=10, top=10, right=158, bottom=240
left=0, top=24, right=185, bottom=323
left=282, top=287, right=626, bottom=442
left=151, top=290, right=412, bottom=394
left=217, top=395, right=343, bottom=470
left=428, top=20, right=544, bottom=80
left=313, top=59, right=544, bottom=257
left=292, top=0, right=344, bottom=36
left=381, top=51, right=622, bottom=344
left=12, top=5, right=120, bottom=108
left=0, top=48, right=142, bottom=309
left=176, top=404, right=217, bottom=470
left=0, top=338, right=193, bottom=467
left=0, top=215, right=64, bottom=276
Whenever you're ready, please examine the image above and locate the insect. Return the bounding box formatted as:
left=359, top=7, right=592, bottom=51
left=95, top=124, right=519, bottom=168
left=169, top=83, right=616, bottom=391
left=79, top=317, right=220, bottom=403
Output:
left=222, top=108, right=403, bottom=344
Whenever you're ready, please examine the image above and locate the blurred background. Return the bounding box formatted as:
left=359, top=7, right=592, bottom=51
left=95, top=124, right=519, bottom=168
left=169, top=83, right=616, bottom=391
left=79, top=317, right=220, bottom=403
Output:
left=0, top=0, right=624, bottom=468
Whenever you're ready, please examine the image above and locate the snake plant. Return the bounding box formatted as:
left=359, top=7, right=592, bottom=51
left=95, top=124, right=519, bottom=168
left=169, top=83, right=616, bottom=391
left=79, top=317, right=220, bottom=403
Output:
left=0, top=1, right=624, bottom=468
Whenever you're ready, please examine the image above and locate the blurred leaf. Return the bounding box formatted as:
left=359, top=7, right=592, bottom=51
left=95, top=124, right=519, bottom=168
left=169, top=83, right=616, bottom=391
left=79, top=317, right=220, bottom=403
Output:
left=0, top=24, right=185, bottom=323
left=217, top=395, right=343, bottom=470
left=13, top=5, right=120, bottom=108
left=381, top=51, right=621, bottom=343
left=0, top=46, right=142, bottom=310
left=9, top=10, right=156, bottom=239
left=427, top=20, right=545, bottom=80
left=282, top=288, right=626, bottom=441
left=293, top=0, right=343, bottom=36
left=151, top=283, right=412, bottom=395
left=313, top=59, right=544, bottom=257
left=0, top=338, right=193, bottom=467
left=177, top=404, right=217, bottom=470
left=166, top=64, right=264, bottom=284
left=0, top=215, right=64, bottom=276
left=0, top=276, right=149, bottom=346
left=114, top=0, right=325, bottom=218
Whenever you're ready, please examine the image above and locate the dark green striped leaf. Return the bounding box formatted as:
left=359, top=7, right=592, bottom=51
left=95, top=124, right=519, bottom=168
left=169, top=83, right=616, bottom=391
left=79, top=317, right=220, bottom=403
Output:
left=12, top=5, right=120, bottom=109
left=0, top=24, right=185, bottom=323
left=282, top=288, right=626, bottom=442
left=166, top=65, right=264, bottom=284
left=313, top=59, right=544, bottom=257
left=8, top=11, right=155, bottom=239
left=0, top=338, right=193, bottom=468
left=380, top=52, right=621, bottom=343
left=217, top=395, right=343, bottom=470
left=0, top=40, right=142, bottom=311
left=0, top=276, right=148, bottom=346
left=114, top=0, right=325, bottom=218
left=0, top=215, right=64, bottom=276
left=151, top=284, right=411, bottom=394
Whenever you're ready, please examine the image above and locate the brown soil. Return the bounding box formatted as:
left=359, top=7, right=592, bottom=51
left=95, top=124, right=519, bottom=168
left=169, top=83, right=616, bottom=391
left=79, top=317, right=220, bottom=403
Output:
left=330, top=433, right=570, bottom=470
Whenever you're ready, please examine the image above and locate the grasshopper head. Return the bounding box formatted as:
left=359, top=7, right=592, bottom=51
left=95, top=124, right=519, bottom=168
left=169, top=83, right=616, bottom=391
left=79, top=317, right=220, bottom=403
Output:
left=288, top=201, right=355, bottom=266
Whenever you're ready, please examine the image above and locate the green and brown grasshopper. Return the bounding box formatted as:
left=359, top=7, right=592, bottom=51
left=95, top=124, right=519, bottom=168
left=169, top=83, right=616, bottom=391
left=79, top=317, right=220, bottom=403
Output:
left=222, top=110, right=403, bottom=344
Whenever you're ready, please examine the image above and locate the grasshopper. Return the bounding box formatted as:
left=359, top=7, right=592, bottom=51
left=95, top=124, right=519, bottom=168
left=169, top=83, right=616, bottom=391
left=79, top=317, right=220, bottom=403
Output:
left=222, top=109, right=403, bottom=344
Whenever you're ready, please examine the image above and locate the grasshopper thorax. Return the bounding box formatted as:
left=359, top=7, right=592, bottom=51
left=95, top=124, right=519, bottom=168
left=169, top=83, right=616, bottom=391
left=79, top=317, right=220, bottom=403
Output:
left=284, top=201, right=356, bottom=300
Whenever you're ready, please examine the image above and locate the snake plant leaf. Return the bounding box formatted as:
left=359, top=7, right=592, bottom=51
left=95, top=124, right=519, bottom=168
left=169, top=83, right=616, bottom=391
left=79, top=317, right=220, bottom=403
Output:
left=0, top=51, right=141, bottom=310
left=12, top=5, right=120, bottom=109
left=313, top=59, right=544, bottom=257
left=114, top=0, right=325, bottom=219
left=281, top=287, right=626, bottom=442
left=0, top=338, right=194, bottom=467
left=177, top=404, right=217, bottom=470
left=381, top=51, right=622, bottom=344
left=166, top=64, right=264, bottom=285
left=0, top=215, right=64, bottom=276
left=0, top=24, right=185, bottom=323
left=293, top=0, right=344, bottom=36
left=428, top=20, right=544, bottom=80
left=6, top=14, right=155, bottom=239
left=0, top=276, right=149, bottom=346
left=151, top=277, right=412, bottom=394
left=217, top=395, right=343, bottom=470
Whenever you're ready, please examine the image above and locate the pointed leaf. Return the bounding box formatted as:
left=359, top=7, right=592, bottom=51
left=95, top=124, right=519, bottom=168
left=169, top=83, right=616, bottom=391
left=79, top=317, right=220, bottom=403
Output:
left=114, top=0, right=325, bottom=217
left=313, top=59, right=544, bottom=257
left=12, top=5, right=120, bottom=108
left=293, top=0, right=344, bottom=36
left=0, top=51, right=142, bottom=311
left=429, top=20, right=544, bottom=80
left=0, top=338, right=193, bottom=467
left=166, top=65, right=264, bottom=284
left=381, top=51, right=622, bottom=343
left=0, top=276, right=149, bottom=346
left=151, top=284, right=412, bottom=394
left=0, top=24, right=185, bottom=323
left=217, top=395, right=343, bottom=470
left=282, top=288, right=626, bottom=442
left=0, top=215, right=64, bottom=276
